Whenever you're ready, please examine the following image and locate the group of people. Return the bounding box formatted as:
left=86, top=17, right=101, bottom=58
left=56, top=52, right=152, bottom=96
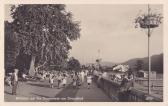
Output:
left=5, top=65, right=134, bottom=100
left=71, top=71, right=93, bottom=89
left=117, top=72, right=134, bottom=101
left=94, top=69, right=134, bottom=102
left=47, top=69, right=94, bottom=89
left=48, top=72, right=68, bottom=89
left=5, top=68, right=95, bottom=95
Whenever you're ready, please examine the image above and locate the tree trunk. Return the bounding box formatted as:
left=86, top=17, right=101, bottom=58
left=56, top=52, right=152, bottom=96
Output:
left=29, top=56, right=35, bottom=76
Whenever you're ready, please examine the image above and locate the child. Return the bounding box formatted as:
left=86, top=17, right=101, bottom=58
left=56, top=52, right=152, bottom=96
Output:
left=87, top=74, right=92, bottom=89
left=72, top=73, right=77, bottom=88
left=62, top=74, right=67, bottom=88
left=49, top=73, right=54, bottom=88
left=57, top=74, right=62, bottom=89
left=76, top=73, right=81, bottom=88
left=11, top=69, right=19, bottom=95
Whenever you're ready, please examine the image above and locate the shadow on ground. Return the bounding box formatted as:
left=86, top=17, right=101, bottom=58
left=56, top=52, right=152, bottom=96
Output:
left=31, top=92, right=51, bottom=98
left=27, top=83, right=50, bottom=88
left=50, top=83, right=79, bottom=102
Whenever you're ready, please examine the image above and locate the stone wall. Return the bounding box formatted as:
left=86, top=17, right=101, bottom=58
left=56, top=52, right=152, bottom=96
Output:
left=94, top=75, right=163, bottom=102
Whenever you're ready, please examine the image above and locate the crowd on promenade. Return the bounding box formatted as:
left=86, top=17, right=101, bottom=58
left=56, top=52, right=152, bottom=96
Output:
left=5, top=66, right=134, bottom=102
left=43, top=69, right=94, bottom=89
left=5, top=67, right=97, bottom=95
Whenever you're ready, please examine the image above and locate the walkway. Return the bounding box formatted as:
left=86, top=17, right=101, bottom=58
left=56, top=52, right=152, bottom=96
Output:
left=4, top=79, right=113, bottom=102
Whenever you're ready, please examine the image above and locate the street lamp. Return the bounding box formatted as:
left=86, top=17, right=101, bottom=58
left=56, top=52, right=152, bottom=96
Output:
left=135, top=4, right=162, bottom=94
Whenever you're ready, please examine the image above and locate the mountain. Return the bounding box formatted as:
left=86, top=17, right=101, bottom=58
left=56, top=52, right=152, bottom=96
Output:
left=84, top=53, right=163, bottom=73
left=85, top=61, right=116, bottom=67
left=122, top=53, right=163, bottom=73
left=100, top=61, right=117, bottom=67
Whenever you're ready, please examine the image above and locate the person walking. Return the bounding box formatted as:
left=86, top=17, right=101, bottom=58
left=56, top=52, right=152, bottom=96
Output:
left=11, top=69, right=19, bottom=95
left=41, top=70, right=46, bottom=80
left=62, top=74, right=67, bottom=88
left=85, top=69, right=88, bottom=78
left=80, top=70, right=85, bottom=84
left=72, top=72, right=77, bottom=88
left=76, top=72, right=81, bottom=88
left=127, top=72, right=134, bottom=90
left=49, top=73, right=54, bottom=88
left=87, top=73, right=92, bottom=89
left=57, top=74, right=62, bottom=89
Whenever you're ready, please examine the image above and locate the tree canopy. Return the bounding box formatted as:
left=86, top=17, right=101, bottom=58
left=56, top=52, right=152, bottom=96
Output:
left=5, top=21, right=19, bottom=72
left=6, top=4, right=81, bottom=70
left=135, top=60, right=144, bottom=71
left=67, top=57, right=81, bottom=71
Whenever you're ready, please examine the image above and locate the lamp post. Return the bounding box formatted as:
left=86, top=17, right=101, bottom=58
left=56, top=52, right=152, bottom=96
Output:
left=135, top=4, right=162, bottom=94
left=147, top=4, right=151, bottom=94
left=147, top=23, right=151, bottom=94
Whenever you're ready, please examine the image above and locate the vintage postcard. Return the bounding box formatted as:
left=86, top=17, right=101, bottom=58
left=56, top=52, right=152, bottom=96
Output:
left=1, top=0, right=168, bottom=106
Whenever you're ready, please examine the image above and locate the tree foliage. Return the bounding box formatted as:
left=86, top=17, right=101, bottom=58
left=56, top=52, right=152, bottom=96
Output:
left=9, top=4, right=81, bottom=68
left=135, top=60, right=144, bottom=71
left=5, top=21, right=20, bottom=72
left=67, top=57, right=81, bottom=71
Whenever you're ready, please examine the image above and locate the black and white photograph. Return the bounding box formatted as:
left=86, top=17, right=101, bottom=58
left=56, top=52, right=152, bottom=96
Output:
left=4, top=4, right=163, bottom=102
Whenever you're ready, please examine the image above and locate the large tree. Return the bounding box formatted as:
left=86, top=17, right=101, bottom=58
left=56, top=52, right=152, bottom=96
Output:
left=6, top=4, right=80, bottom=75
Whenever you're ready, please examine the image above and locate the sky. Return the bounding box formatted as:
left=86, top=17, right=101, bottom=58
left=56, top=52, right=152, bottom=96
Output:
left=5, top=4, right=163, bottom=64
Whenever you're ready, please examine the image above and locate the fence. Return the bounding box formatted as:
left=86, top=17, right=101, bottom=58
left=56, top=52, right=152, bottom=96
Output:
left=94, top=75, right=163, bottom=102
left=135, top=78, right=163, bottom=87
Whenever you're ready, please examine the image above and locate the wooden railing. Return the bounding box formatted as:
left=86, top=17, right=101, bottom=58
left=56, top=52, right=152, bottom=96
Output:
left=93, top=75, right=163, bottom=102
left=135, top=78, right=163, bottom=87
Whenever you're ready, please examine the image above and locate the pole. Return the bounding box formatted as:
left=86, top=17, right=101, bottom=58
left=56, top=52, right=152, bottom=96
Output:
left=148, top=27, right=151, bottom=94
left=147, top=4, right=151, bottom=94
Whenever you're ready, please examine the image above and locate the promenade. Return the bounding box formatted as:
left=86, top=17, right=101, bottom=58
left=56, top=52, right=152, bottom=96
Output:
left=4, top=78, right=113, bottom=102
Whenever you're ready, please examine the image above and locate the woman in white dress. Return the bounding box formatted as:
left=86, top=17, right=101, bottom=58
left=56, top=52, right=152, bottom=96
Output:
left=62, top=74, right=67, bottom=88
left=87, top=74, right=92, bottom=89
left=49, top=73, right=54, bottom=88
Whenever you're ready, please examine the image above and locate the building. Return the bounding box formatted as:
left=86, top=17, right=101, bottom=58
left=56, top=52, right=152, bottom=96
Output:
left=137, top=70, right=156, bottom=79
